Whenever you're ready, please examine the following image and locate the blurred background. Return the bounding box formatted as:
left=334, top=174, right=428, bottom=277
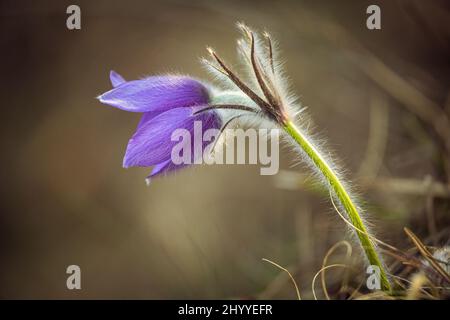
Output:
left=0, top=0, right=449, bottom=299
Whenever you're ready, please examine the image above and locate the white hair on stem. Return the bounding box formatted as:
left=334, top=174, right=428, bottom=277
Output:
left=199, top=22, right=391, bottom=292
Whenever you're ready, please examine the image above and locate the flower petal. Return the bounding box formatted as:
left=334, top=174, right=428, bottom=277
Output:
left=150, top=159, right=187, bottom=177
left=123, top=107, right=221, bottom=168
left=110, top=70, right=126, bottom=87
left=123, top=107, right=192, bottom=167
left=144, top=159, right=183, bottom=185
left=150, top=160, right=173, bottom=176
left=98, top=76, right=209, bottom=112
left=136, top=111, right=160, bottom=129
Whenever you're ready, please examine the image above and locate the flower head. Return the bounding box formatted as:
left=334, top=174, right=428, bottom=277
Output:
left=97, top=24, right=298, bottom=182
left=98, top=71, right=221, bottom=180
left=97, top=23, right=391, bottom=290
left=97, top=24, right=302, bottom=182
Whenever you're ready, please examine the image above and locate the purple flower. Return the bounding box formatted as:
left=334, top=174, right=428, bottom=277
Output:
left=98, top=71, right=221, bottom=179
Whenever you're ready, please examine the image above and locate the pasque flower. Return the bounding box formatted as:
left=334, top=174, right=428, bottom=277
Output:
left=98, top=23, right=391, bottom=292
left=98, top=71, right=221, bottom=179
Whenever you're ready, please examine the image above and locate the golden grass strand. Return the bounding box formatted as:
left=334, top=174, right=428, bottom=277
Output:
left=321, top=241, right=353, bottom=300
left=262, top=258, right=301, bottom=300
left=312, top=264, right=351, bottom=300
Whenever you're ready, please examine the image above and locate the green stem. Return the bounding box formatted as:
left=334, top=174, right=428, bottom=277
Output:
left=283, top=120, right=391, bottom=292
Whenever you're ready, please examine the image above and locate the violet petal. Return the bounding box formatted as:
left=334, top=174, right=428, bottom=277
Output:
left=110, top=70, right=126, bottom=87
left=123, top=107, right=220, bottom=168
left=98, top=75, right=209, bottom=112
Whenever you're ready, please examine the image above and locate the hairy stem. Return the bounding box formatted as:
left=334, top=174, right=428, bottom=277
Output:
left=283, top=120, right=391, bottom=292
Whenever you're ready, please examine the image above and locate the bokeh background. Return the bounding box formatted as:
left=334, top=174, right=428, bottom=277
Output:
left=0, top=0, right=449, bottom=299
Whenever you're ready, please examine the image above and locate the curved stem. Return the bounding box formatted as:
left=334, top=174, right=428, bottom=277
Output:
left=283, top=120, right=391, bottom=292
